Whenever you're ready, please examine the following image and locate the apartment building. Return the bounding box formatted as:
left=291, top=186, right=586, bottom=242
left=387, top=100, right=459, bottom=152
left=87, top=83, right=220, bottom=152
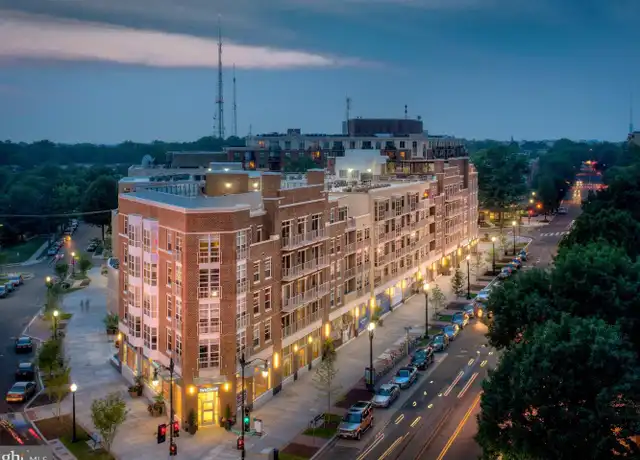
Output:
left=115, top=161, right=478, bottom=430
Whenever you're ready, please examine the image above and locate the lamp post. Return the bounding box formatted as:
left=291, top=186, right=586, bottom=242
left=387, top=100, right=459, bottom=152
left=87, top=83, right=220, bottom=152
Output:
left=465, top=255, right=471, bottom=299
left=491, top=237, right=496, bottom=275
left=422, top=282, right=430, bottom=339
left=367, top=322, right=375, bottom=391
left=71, top=251, right=76, bottom=276
left=45, top=276, right=52, bottom=288
left=153, top=357, right=177, bottom=455
left=52, top=310, right=59, bottom=339
left=238, top=354, right=269, bottom=459
left=70, top=383, right=78, bottom=442
left=511, top=221, right=517, bottom=255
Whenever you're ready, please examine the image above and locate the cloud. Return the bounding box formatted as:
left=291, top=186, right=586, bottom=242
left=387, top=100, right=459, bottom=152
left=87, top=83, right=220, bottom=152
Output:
left=0, top=11, right=361, bottom=69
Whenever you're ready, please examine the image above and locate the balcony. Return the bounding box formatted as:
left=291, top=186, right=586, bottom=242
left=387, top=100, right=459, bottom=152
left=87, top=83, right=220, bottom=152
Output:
left=343, top=290, right=360, bottom=305
left=198, top=322, right=221, bottom=336
left=344, top=266, right=357, bottom=279
left=446, top=191, right=462, bottom=202
left=282, top=228, right=328, bottom=250
left=237, top=247, right=248, bottom=261
left=197, top=358, right=221, bottom=373
left=236, top=313, right=249, bottom=330
left=374, top=253, right=393, bottom=267
left=282, top=283, right=331, bottom=312
left=282, top=256, right=330, bottom=281
left=282, top=310, right=322, bottom=338
left=344, top=243, right=356, bottom=254
left=237, top=280, right=248, bottom=295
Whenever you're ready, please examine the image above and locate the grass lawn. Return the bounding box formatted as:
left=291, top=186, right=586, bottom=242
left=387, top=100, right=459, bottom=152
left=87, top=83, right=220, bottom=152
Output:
left=35, top=415, right=114, bottom=460
left=0, top=237, right=48, bottom=264
left=437, top=314, right=453, bottom=321
left=302, top=413, right=341, bottom=439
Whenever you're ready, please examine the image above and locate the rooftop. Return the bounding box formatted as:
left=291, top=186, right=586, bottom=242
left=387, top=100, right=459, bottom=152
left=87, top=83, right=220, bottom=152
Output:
left=123, top=188, right=264, bottom=212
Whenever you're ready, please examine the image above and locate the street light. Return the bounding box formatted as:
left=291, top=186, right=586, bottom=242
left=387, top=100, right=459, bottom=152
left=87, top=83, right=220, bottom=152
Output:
left=238, top=354, right=269, bottom=459
left=491, top=237, right=496, bottom=275
left=367, top=322, right=375, bottom=391
left=70, top=383, right=78, bottom=443
left=71, top=251, right=76, bottom=276
left=423, top=282, right=430, bottom=339
left=511, top=221, right=517, bottom=255
left=53, top=310, right=59, bottom=338
left=465, top=255, right=471, bottom=299
left=152, top=357, right=178, bottom=455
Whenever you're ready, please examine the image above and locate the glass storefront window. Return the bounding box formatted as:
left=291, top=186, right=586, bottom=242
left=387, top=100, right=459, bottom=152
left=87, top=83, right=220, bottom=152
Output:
left=253, top=368, right=271, bottom=400
left=283, top=354, right=292, bottom=378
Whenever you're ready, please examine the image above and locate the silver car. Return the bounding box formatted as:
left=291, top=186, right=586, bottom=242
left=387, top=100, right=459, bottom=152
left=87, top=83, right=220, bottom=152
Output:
left=371, top=384, right=400, bottom=408
left=391, top=366, right=418, bottom=389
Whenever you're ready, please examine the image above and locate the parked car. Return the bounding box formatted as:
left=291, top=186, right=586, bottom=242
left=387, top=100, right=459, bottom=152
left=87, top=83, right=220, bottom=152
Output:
left=0, top=286, right=7, bottom=298
left=506, top=262, right=519, bottom=272
left=7, top=274, right=24, bottom=285
left=430, top=333, right=449, bottom=352
left=391, top=366, right=419, bottom=389
left=371, top=384, right=400, bottom=408
left=4, top=282, right=14, bottom=293
left=410, top=347, right=434, bottom=370
left=463, top=304, right=476, bottom=319
left=5, top=381, right=37, bottom=403
left=15, top=362, right=35, bottom=381
left=452, top=312, right=470, bottom=329
left=519, top=250, right=528, bottom=261
left=15, top=337, right=33, bottom=353
left=511, top=258, right=522, bottom=268
left=338, top=402, right=374, bottom=440
left=557, top=207, right=568, bottom=215
left=47, top=247, right=59, bottom=256
left=7, top=278, right=20, bottom=288
left=86, top=243, right=98, bottom=252
left=498, top=267, right=512, bottom=279
left=443, top=324, right=461, bottom=341
left=476, top=288, right=492, bottom=302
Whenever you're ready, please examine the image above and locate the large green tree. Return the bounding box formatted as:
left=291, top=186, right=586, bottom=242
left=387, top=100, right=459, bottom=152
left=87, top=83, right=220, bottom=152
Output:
left=477, top=316, right=640, bottom=460
left=81, top=175, right=118, bottom=240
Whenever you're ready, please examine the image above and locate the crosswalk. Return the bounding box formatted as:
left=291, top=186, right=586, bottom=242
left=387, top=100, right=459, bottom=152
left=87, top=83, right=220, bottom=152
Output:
left=539, top=231, right=568, bottom=237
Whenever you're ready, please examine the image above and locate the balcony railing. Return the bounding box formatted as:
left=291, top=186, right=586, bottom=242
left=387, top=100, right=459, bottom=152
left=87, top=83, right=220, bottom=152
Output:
left=198, top=322, right=221, bottom=335
left=281, top=228, right=328, bottom=250
left=237, top=247, right=248, bottom=260
left=282, top=256, right=329, bottom=280
left=344, top=267, right=357, bottom=279
left=282, top=283, right=331, bottom=312
left=344, top=243, right=356, bottom=254
left=236, top=313, right=249, bottom=330
left=282, top=310, right=322, bottom=338
left=197, top=358, right=221, bottom=371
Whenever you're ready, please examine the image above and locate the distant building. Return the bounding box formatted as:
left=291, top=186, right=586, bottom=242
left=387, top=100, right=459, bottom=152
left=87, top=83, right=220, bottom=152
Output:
left=628, top=131, right=640, bottom=148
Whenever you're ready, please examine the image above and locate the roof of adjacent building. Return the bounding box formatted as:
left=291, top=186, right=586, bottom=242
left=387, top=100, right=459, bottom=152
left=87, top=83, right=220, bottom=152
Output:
left=123, top=188, right=264, bottom=212
left=169, top=151, right=227, bottom=168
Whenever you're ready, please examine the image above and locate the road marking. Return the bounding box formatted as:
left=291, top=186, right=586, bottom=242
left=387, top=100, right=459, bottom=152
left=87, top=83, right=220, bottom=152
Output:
left=378, top=434, right=405, bottom=460
left=480, top=360, right=488, bottom=367
left=540, top=231, right=568, bottom=237
left=394, top=414, right=404, bottom=425
left=410, top=416, right=421, bottom=428
left=356, top=432, right=385, bottom=460
left=436, top=393, right=482, bottom=460
left=457, top=372, right=479, bottom=399
left=443, top=371, right=464, bottom=397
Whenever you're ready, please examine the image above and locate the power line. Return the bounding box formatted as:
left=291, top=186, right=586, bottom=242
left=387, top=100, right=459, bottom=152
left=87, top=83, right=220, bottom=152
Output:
left=0, top=209, right=116, bottom=219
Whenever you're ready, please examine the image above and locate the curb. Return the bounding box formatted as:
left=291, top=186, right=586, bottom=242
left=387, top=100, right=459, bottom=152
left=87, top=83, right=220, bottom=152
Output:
left=309, top=434, right=338, bottom=460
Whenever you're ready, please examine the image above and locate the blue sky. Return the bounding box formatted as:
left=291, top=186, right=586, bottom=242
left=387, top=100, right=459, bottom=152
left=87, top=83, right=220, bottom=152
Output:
left=0, top=0, right=638, bottom=143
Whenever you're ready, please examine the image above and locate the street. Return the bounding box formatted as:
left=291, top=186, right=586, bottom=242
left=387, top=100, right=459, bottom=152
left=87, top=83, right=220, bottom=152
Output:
left=0, top=223, right=100, bottom=417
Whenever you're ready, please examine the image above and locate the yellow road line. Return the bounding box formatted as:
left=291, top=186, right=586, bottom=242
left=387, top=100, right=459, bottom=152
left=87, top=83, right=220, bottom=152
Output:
left=435, top=393, right=482, bottom=460
left=378, top=435, right=405, bottom=460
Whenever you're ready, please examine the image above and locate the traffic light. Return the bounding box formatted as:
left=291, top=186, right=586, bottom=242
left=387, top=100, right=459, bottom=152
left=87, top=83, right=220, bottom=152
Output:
left=157, top=424, right=167, bottom=444
left=172, top=421, right=180, bottom=437
left=236, top=436, right=245, bottom=450
left=243, top=415, right=250, bottom=432
left=169, top=442, right=177, bottom=456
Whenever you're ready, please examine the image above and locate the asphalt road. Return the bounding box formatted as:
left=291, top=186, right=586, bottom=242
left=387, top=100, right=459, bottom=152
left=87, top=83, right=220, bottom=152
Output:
left=416, top=189, right=586, bottom=460
left=316, top=319, right=491, bottom=460
left=0, top=223, right=100, bottom=415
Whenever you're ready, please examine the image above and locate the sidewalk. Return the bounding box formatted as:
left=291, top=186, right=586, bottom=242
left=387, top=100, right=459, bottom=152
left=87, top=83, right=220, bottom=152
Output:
left=25, top=260, right=483, bottom=459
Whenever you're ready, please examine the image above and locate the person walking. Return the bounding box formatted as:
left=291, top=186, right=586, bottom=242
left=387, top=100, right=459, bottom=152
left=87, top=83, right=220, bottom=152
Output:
left=80, top=299, right=85, bottom=312
left=85, top=298, right=90, bottom=312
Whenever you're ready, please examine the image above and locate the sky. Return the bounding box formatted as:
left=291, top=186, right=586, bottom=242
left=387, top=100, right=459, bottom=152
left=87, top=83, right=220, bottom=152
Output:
left=0, top=0, right=639, bottom=144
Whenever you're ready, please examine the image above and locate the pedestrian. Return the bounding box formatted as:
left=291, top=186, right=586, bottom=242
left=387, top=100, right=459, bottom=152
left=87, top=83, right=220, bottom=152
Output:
left=80, top=299, right=84, bottom=312
left=86, top=298, right=90, bottom=312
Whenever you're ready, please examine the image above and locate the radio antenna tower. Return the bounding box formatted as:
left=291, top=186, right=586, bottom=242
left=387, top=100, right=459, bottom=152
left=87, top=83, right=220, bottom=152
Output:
left=232, top=64, right=238, bottom=137
left=216, top=15, right=225, bottom=139
left=630, top=92, right=634, bottom=134
left=345, top=97, right=351, bottom=135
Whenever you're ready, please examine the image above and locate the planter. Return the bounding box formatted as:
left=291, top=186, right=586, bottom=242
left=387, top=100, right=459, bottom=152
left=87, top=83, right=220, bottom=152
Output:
left=188, top=425, right=198, bottom=436
left=148, top=403, right=165, bottom=417
left=128, top=390, right=139, bottom=398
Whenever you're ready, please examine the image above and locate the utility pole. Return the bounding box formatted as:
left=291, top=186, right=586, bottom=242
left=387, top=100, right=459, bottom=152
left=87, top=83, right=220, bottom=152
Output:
left=345, top=97, right=351, bottom=136
left=232, top=64, right=238, bottom=137
left=216, top=15, right=225, bottom=139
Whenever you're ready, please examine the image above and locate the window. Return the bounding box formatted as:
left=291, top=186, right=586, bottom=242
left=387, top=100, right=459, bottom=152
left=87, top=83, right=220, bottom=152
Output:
left=175, top=265, right=183, bottom=289
left=199, top=235, right=220, bottom=263
left=256, top=226, right=263, bottom=243
left=167, top=231, right=173, bottom=251
left=176, top=335, right=182, bottom=359
left=122, top=244, right=129, bottom=265
left=236, top=230, right=248, bottom=259
left=166, top=262, right=173, bottom=286
left=143, top=294, right=157, bottom=318
left=128, top=255, right=141, bottom=278
left=175, top=235, right=183, bottom=255
left=123, top=216, right=129, bottom=235
left=253, top=324, right=260, bottom=348
left=199, top=269, right=220, bottom=299
left=199, top=340, right=220, bottom=369
left=236, top=330, right=246, bottom=359
left=236, top=297, right=248, bottom=330
left=199, top=303, right=221, bottom=334
left=253, top=292, right=260, bottom=316
left=143, top=262, right=157, bottom=286
left=143, top=229, right=151, bottom=252
left=143, top=325, right=157, bottom=350
left=311, top=214, right=321, bottom=231
left=264, top=319, right=272, bottom=343
left=264, top=258, right=272, bottom=279
left=264, top=288, right=272, bottom=311
left=253, top=262, right=260, bottom=283
left=166, top=328, right=173, bottom=352
left=175, top=298, right=183, bottom=327
left=330, top=290, right=335, bottom=307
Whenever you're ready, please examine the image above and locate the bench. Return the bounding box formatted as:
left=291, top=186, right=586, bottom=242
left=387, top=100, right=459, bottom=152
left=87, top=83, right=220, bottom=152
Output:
left=308, top=414, right=324, bottom=430
left=86, top=432, right=102, bottom=450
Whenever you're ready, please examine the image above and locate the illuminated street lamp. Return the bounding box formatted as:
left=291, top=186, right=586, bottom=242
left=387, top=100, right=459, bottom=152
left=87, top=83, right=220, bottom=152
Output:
left=367, top=322, right=376, bottom=391
left=511, top=221, right=517, bottom=255
left=53, top=310, right=59, bottom=338
left=70, top=383, right=78, bottom=442
left=71, top=251, right=76, bottom=276
left=491, top=237, right=496, bottom=275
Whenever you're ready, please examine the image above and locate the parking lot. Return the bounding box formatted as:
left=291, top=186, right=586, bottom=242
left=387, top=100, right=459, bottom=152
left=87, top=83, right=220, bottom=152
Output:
left=0, top=223, right=101, bottom=413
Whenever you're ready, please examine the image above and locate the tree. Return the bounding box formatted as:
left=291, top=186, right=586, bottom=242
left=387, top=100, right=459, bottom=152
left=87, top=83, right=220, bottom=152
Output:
left=497, top=233, right=509, bottom=256
left=90, top=392, right=128, bottom=452
left=450, top=268, right=465, bottom=298
left=470, top=250, right=483, bottom=279
left=44, top=365, right=71, bottom=419
left=78, top=255, right=92, bottom=277
left=283, top=156, right=318, bottom=173
left=54, top=263, right=68, bottom=280
left=37, top=339, right=63, bottom=377
left=80, top=176, right=118, bottom=240
left=537, top=175, right=558, bottom=218
left=559, top=208, right=640, bottom=259
left=312, top=339, right=341, bottom=422
left=477, top=316, right=640, bottom=459
left=45, top=284, right=62, bottom=312
left=486, top=269, right=553, bottom=349
left=429, top=284, right=447, bottom=313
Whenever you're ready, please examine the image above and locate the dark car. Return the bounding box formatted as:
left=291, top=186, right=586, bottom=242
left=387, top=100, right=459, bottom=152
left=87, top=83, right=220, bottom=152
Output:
left=15, top=337, right=33, bottom=353
left=410, top=347, right=434, bottom=370
left=338, top=402, right=374, bottom=440
left=15, top=362, right=35, bottom=381
left=6, top=381, right=36, bottom=403
left=519, top=250, right=528, bottom=261
left=452, top=312, right=470, bottom=329
left=430, top=333, right=449, bottom=352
